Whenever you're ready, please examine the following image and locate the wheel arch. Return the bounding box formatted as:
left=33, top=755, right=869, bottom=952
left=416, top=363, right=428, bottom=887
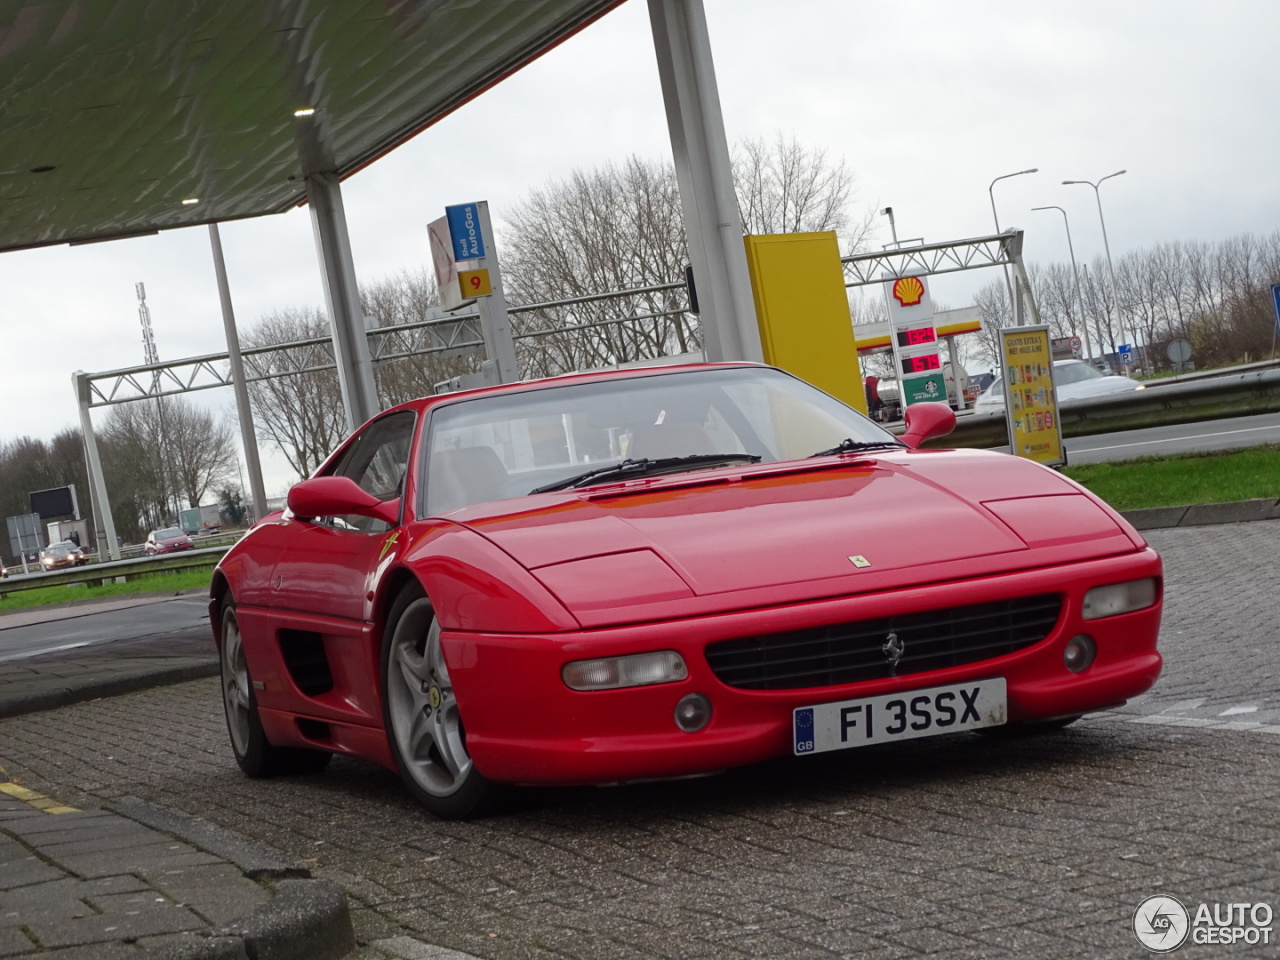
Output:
left=372, top=566, right=429, bottom=687
left=209, top=570, right=233, bottom=650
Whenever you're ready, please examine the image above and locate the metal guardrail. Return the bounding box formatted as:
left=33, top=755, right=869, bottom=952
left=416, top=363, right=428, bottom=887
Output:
left=0, top=546, right=229, bottom=597
left=913, top=367, right=1280, bottom=449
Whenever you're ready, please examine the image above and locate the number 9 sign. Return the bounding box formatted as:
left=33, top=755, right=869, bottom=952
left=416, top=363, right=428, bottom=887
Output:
left=457, top=268, right=492, bottom=298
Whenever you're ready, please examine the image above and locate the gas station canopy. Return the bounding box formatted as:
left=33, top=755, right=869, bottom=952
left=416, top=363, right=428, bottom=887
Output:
left=0, top=0, right=623, bottom=253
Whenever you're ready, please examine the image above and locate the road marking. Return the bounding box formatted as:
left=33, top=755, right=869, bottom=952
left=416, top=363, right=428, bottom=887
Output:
left=1098, top=707, right=1280, bottom=737
left=0, top=640, right=99, bottom=664
left=1220, top=704, right=1259, bottom=716
left=1075, top=423, right=1280, bottom=454
left=0, top=764, right=78, bottom=814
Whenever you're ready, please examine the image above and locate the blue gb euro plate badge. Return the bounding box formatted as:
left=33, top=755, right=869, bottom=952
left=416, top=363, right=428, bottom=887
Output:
left=794, top=707, right=815, bottom=754
left=445, top=202, right=486, bottom=261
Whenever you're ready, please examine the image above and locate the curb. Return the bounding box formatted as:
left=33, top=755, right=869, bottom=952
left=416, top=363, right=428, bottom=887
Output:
left=0, top=796, right=356, bottom=960
left=1120, top=498, right=1280, bottom=531
left=212, top=879, right=354, bottom=960
left=108, top=798, right=356, bottom=960
left=0, top=661, right=220, bottom=720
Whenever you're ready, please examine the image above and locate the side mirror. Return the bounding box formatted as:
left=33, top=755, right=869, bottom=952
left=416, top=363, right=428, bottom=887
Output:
left=900, top=402, right=957, bottom=449
left=287, top=476, right=400, bottom=525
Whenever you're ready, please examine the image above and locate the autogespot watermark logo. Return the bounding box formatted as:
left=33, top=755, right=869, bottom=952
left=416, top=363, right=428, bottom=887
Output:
left=1134, top=896, right=1275, bottom=952
left=1134, top=896, right=1190, bottom=952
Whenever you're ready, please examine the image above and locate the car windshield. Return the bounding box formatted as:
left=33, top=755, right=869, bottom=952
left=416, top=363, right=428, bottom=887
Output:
left=155, top=528, right=183, bottom=539
left=422, top=366, right=898, bottom=513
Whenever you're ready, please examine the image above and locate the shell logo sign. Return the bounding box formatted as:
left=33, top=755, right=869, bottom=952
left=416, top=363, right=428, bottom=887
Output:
left=891, top=276, right=925, bottom=307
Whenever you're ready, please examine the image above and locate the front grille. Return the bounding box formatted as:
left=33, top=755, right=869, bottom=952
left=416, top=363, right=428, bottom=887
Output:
left=705, top=594, right=1062, bottom=690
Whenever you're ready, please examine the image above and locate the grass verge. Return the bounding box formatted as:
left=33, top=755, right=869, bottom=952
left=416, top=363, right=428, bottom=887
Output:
left=1063, top=445, right=1280, bottom=512
left=0, top=568, right=214, bottom=613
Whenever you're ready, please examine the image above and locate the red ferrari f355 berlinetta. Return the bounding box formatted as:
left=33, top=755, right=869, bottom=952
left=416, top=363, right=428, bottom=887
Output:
left=211, top=363, right=1162, bottom=818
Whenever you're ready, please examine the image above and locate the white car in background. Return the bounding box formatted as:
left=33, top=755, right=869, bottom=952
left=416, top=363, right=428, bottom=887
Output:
left=974, top=359, right=1143, bottom=411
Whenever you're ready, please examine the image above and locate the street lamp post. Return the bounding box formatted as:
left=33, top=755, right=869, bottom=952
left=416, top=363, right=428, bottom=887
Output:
left=880, top=206, right=899, bottom=247
left=1031, top=205, right=1093, bottom=364
left=1063, top=170, right=1134, bottom=373
left=989, top=168, right=1038, bottom=321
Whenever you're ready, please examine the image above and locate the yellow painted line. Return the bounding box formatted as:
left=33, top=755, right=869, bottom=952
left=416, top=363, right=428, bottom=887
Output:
left=0, top=779, right=79, bottom=814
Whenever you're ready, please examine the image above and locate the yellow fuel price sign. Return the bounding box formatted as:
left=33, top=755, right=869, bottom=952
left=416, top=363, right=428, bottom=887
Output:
left=997, top=325, right=1065, bottom=467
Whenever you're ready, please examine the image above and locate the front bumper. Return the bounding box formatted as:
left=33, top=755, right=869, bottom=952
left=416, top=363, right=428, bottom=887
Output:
left=443, top=549, right=1163, bottom=785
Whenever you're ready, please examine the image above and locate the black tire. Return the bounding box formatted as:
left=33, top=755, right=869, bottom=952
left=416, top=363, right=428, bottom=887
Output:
left=219, top=598, right=331, bottom=777
left=381, top=582, right=495, bottom=819
left=975, top=715, right=1081, bottom=738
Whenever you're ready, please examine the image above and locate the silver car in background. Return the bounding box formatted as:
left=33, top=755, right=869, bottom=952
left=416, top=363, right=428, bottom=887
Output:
left=974, top=359, right=1143, bottom=411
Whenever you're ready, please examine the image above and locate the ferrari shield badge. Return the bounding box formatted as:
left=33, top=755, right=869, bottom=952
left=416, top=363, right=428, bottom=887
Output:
left=848, top=555, right=872, bottom=568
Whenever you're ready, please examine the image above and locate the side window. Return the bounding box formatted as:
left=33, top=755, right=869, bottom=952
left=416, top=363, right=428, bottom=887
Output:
left=324, top=410, right=416, bottom=533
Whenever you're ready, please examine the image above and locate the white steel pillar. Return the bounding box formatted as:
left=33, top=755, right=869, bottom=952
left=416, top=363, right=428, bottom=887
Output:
left=306, top=172, right=379, bottom=430
left=648, top=0, right=762, bottom=363
left=474, top=201, right=520, bottom=384
left=72, top=372, right=121, bottom=561
left=208, top=223, right=269, bottom=521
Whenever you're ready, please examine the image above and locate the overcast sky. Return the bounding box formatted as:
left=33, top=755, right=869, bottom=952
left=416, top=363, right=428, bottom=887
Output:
left=2, top=0, right=1277, bottom=496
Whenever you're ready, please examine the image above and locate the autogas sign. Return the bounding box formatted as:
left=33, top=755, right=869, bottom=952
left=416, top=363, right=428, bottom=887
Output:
left=445, top=203, right=486, bottom=261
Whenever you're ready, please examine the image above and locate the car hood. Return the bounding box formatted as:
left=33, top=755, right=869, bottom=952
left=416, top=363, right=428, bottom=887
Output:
left=445, top=451, right=1142, bottom=623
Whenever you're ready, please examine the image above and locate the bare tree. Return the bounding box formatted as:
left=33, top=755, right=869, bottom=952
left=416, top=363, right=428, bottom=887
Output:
left=360, top=268, right=479, bottom=407
left=95, top=397, right=238, bottom=540
left=241, top=307, right=348, bottom=480
left=734, top=134, right=875, bottom=249
left=165, top=402, right=239, bottom=507
left=501, top=135, right=869, bottom=377
left=0, top=429, right=94, bottom=560
left=502, top=156, right=697, bottom=377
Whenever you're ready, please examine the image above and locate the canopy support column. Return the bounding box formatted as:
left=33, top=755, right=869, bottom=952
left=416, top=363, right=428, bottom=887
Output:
left=307, top=172, right=378, bottom=431
left=649, top=0, right=761, bottom=363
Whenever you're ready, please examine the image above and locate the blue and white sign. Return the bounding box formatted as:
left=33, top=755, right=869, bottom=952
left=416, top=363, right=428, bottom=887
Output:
left=445, top=202, right=486, bottom=261
left=1271, top=283, right=1280, bottom=335
left=1118, top=344, right=1134, bottom=365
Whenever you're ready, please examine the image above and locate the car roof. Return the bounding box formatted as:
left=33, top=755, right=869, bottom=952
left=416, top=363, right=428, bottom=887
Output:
left=377, top=361, right=767, bottom=419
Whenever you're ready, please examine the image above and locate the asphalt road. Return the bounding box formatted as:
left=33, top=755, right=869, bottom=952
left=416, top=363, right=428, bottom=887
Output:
left=1063, top=411, right=1280, bottom=464
left=0, top=520, right=1277, bottom=959
left=981, top=410, right=1280, bottom=464
left=0, top=596, right=210, bottom=663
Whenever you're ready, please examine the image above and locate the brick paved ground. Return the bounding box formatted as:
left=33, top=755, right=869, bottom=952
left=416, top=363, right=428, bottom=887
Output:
left=1, top=521, right=1278, bottom=959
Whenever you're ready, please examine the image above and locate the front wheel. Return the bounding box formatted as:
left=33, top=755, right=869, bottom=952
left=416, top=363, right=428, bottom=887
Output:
left=381, top=584, right=494, bottom=819
left=220, top=598, right=331, bottom=777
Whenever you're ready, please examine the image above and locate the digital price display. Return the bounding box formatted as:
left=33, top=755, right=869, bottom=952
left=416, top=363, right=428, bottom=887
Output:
left=896, top=326, right=938, bottom=348
left=900, top=353, right=941, bottom=375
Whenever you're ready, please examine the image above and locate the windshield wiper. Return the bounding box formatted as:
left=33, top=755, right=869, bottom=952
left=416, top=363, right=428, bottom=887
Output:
left=530, top=453, right=763, bottom=494
left=807, top=438, right=905, bottom=458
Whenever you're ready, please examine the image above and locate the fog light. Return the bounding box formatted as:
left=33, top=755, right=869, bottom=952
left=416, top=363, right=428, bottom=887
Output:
left=1064, top=634, right=1096, bottom=673
left=674, top=693, right=713, bottom=732
left=562, top=650, right=688, bottom=691
left=1082, top=578, right=1157, bottom=620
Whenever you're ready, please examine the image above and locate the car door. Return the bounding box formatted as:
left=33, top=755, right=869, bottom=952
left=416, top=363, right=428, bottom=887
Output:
left=271, top=409, right=417, bottom=625
left=259, top=409, right=418, bottom=721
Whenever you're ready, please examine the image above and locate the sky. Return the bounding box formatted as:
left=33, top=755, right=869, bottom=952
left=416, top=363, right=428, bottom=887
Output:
left=2, top=0, right=1278, bottom=497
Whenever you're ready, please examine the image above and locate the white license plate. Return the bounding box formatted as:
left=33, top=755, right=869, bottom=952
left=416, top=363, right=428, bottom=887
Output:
left=793, top=678, right=1007, bottom=755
